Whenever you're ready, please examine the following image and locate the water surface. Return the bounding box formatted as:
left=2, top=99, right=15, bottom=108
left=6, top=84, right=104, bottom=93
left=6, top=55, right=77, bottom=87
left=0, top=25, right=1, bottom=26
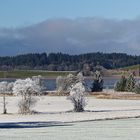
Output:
left=0, top=77, right=120, bottom=91
left=1, top=77, right=140, bottom=91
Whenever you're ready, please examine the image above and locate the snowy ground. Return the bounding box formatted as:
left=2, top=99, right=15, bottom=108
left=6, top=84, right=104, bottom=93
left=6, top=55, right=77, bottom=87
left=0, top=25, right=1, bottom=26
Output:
left=0, top=96, right=140, bottom=124
left=1, top=118, right=140, bottom=140
left=0, top=96, right=140, bottom=140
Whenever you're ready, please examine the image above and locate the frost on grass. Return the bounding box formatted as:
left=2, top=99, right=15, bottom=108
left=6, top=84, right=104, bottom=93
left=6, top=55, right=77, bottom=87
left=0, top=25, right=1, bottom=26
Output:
left=67, top=82, right=87, bottom=112
left=12, top=78, right=41, bottom=114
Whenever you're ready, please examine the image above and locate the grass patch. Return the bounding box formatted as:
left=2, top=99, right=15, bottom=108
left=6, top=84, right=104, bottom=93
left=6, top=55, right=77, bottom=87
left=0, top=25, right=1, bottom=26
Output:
left=94, top=93, right=140, bottom=100
left=120, top=64, right=140, bottom=71
left=0, top=70, right=76, bottom=78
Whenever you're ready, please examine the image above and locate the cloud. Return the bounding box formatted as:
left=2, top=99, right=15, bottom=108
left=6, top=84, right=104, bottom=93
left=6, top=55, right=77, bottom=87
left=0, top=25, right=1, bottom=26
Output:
left=0, top=17, right=140, bottom=56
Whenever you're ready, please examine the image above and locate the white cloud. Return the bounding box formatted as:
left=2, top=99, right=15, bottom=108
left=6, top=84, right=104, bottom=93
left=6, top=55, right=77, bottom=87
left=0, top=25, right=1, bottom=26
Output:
left=0, top=17, right=140, bottom=56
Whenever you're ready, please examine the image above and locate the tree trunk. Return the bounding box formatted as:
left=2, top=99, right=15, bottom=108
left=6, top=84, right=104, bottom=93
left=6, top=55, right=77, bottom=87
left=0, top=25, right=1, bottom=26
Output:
left=3, top=94, right=7, bottom=114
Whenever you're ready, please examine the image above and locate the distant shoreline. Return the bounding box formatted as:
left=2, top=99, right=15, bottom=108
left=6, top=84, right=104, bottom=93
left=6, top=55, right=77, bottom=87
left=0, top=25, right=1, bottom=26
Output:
left=0, top=75, right=140, bottom=80
left=0, top=76, right=119, bottom=80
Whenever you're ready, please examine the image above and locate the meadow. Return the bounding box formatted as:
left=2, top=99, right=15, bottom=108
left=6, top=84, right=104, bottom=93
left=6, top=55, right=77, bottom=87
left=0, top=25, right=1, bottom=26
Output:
left=0, top=70, right=75, bottom=78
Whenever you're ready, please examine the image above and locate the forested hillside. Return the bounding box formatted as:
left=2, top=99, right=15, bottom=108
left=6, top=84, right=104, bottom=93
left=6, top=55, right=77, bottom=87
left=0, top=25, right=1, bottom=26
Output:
left=0, top=52, right=140, bottom=71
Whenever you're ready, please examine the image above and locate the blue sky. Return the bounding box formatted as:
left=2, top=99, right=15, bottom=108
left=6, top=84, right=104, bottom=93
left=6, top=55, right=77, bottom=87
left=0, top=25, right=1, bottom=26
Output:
left=1, top=0, right=140, bottom=56
left=1, top=0, right=140, bottom=27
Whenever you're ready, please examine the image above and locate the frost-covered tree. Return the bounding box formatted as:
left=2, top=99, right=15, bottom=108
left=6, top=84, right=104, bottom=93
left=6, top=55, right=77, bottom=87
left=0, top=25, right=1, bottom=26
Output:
left=67, top=82, right=87, bottom=112
left=32, top=75, right=45, bottom=92
left=134, top=81, right=140, bottom=94
left=7, top=82, right=14, bottom=94
left=0, top=81, right=13, bottom=114
left=12, top=78, right=41, bottom=114
left=77, top=72, right=84, bottom=83
left=32, top=75, right=42, bottom=85
left=65, top=73, right=79, bottom=91
left=56, top=74, right=76, bottom=94
left=125, top=73, right=136, bottom=92
left=91, top=70, right=103, bottom=92
left=56, top=72, right=84, bottom=94
left=114, top=75, right=127, bottom=91
left=56, top=76, right=66, bottom=94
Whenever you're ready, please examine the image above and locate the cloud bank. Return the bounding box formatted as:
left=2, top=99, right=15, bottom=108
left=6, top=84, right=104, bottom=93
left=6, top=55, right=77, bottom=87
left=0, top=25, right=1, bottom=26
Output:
left=0, top=17, right=140, bottom=56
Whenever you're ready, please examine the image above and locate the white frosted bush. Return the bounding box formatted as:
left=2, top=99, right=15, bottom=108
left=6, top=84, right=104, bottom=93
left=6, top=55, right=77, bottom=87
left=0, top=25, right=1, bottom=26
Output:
left=56, top=76, right=66, bottom=94
left=12, top=78, right=41, bottom=114
left=77, top=72, right=84, bottom=83
left=56, top=72, right=84, bottom=94
left=67, top=82, right=87, bottom=112
left=32, top=75, right=45, bottom=91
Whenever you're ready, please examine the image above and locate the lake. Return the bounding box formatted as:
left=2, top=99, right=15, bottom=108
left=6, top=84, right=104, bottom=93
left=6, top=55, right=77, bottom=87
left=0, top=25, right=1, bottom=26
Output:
left=1, top=77, right=140, bottom=91
left=0, top=118, right=140, bottom=140
left=44, top=77, right=121, bottom=90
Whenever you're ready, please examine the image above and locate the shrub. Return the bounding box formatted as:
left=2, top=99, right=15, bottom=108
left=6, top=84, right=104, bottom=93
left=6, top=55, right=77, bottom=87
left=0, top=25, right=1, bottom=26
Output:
left=32, top=75, right=45, bottom=92
left=12, top=78, right=41, bottom=114
left=56, top=72, right=84, bottom=94
left=67, top=82, right=86, bottom=112
left=56, top=76, right=66, bottom=94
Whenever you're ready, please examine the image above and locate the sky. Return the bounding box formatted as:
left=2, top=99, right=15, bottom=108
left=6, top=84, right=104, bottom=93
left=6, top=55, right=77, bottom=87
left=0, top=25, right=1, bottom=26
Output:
left=1, top=0, right=140, bottom=56
left=1, top=0, right=140, bottom=28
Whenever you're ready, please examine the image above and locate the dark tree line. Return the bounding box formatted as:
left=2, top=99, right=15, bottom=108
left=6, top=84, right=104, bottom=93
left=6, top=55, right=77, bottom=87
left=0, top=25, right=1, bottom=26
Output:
left=0, top=52, right=140, bottom=71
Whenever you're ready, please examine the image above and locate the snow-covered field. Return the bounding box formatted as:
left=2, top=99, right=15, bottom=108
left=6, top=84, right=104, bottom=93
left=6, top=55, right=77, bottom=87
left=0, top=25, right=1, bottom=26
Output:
left=0, top=96, right=140, bottom=123
left=1, top=118, right=140, bottom=140
left=0, top=96, right=140, bottom=139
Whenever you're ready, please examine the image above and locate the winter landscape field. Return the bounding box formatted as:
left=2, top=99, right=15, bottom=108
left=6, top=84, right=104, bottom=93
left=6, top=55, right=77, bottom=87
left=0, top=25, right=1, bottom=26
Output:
left=2, top=0, right=140, bottom=139
left=0, top=96, right=140, bottom=139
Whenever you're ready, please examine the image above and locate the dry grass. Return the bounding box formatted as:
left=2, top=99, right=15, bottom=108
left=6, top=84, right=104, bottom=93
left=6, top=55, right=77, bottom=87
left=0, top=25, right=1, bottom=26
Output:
left=93, top=92, right=140, bottom=100
left=40, top=91, right=140, bottom=100
left=46, top=91, right=69, bottom=96
left=2, top=91, right=140, bottom=100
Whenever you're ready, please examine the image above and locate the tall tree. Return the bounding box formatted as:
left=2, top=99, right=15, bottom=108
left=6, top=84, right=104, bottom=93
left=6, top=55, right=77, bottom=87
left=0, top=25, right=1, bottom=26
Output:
left=91, top=70, right=103, bottom=92
left=125, top=73, right=136, bottom=92
left=114, top=75, right=127, bottom=91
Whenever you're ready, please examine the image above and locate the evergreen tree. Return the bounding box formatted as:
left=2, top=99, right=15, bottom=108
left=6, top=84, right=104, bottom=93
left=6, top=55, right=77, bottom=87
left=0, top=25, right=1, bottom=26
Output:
left=114, top=75, right=127, bottom=91
left=91, top=70, right=103, bottom=92
left=134, top=81, right=140, bottom=94
left=125, top=73, right=136, bottom=92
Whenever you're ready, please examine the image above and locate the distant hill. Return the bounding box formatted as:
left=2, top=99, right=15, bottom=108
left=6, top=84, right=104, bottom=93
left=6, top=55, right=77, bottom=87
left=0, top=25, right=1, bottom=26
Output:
left=0, top=52, right=140, bottom=71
